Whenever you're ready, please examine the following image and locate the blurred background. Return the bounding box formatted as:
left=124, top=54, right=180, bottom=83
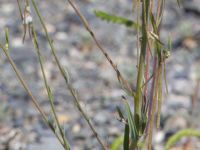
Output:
left=0, top=0, right=200, bottom=149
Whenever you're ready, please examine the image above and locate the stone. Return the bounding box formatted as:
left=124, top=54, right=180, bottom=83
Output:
left=55, top=32, right=68, bottom=41
left=108, top=126, right=120, bottom=136
left=166, top=94, right=191, bottom=109
left=0, top=3, right=14, bottom=14
left=11, top=37, right=23, bottom=48
left=93, top=111, right=109, bottom=125
left=171, top=79, right=193, bottom=95
left=154, top=131, right=165, bottom=144
left=57, top=114, right=71, bottom=124
left=72, top=124, right=81, bottom=133
left=27, top=136, right=63, bottom=150
left=183, top=0, right=200, bottom=13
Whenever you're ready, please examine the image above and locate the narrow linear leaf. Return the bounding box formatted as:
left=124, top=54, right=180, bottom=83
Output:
left=124, top=123, right=130, bottom=150
left=111, top=136, right=123, bottom=150
left=165, top=129, right=200, bottom=150
left=123, top=99, right=139, bottom=148
left=148, top=31, right=164, bottom=46
left=94, top=10, right=139, bottom=29
left=150, top=12, right=158, bottom=33
left=116, top=106, right=125, bottom=120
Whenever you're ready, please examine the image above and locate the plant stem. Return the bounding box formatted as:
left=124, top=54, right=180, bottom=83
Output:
left=31, top=1, right=107, bottom=149
left=0, top=44, right=65, bottom=148
left=67, top=0, right=133, bottom=96
left=32, top=27, right=70, bottom=150
left=135, top=0, right=149, bottom=126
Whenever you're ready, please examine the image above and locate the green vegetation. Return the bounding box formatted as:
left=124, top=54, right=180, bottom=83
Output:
left=165, top=129, right=200, bottom=150
left=0, top=0, right=190, bottom=150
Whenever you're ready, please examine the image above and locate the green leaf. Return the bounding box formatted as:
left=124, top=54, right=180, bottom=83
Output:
left=124, top=123, right=129, bottom=150
left=111, top=122, right=134, bottom=150
left=141, top=112, right=148, bottom=134
left=165, top=129, right=200, bottom=150
left=116, top=106, right=125, bottom=120
left=94, top=10, right=139, bottom=29
left=150, top=12, right=157, bottom=33
left=123, top=99, right=139, bottom=145
left=148, top=31, right=164, bottom=46
left=111, top=136, right=123, bottom=150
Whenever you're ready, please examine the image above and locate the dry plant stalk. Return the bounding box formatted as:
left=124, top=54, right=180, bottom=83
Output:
left=62, top=0, right=170, bottom=149
left=0, top=0, right=173, bottom=149
left=0, top=44, right=67, bottom=148
left=30, top=0, right=108, bottom=149
left=67, top=0, right=134, bottom=97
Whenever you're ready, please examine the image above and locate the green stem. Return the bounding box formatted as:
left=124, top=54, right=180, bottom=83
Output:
left=31, top=1, right=107, bottom=149
left=0, top=44, right=65, bottom=148
left=32, top=27, right=70, bottom=150
left=135, top=0, right=148, bottom=126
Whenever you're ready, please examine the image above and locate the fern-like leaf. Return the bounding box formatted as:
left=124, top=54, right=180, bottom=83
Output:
left=94, top=10, right=139, bottom=29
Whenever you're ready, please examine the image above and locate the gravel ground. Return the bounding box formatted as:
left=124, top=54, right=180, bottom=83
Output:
left=0, top=0, right=200, bottom=150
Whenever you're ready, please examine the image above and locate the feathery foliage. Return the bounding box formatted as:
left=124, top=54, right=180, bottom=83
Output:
left=94, top=10, right=139, bottom=29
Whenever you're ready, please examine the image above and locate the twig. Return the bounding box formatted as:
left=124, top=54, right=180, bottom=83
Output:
left=67, top=0, right=134, bottom=96
left=0, top=44, right=65, bottom=148
left=32, top=27, right=70, bottom=150
left=31, top=0, right=107, bottom=149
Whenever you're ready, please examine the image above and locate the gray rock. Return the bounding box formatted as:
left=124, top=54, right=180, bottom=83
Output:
left=183, top=0, right=200, bottom=14
left=93, top=111, right=109, bottom=125
left=27, top=136, right=63, bottom=150
left=154, top=131, right=165, bottom=144
left=172, top=79, right=193, bottom=95
left=166, top=94, right=191, bottom=109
